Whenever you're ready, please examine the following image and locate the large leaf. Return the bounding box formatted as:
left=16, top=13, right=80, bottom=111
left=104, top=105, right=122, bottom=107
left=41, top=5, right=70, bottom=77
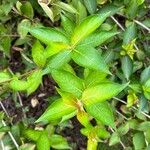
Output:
left=86, top=101, right=115, bottom=128
left=71, top=12, right=110, bottom=45
left=43, top=51, right=72, bottom=74
left=26, top=27, right=69, bottom=44
left=51, top=70, right=84, bottom=97
left=36, top=99, right=76, bottom=123
left=72, top=46, right=110, bottom=74
left=82, top=82, right=128, bottom=105
left=32, top=40, right=46, bottom=67
left=83, top=0, right=97, bottom=14
left=79, top=31, right=119, bottom=47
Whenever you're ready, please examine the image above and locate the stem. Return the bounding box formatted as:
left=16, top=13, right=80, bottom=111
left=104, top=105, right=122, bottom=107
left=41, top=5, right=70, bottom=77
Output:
left=87, top=138, right=98, bottom=150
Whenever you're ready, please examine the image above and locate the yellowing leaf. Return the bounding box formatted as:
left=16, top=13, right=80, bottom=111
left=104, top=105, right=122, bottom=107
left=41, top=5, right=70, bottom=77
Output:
left=82, top=82, right=128, bottom=105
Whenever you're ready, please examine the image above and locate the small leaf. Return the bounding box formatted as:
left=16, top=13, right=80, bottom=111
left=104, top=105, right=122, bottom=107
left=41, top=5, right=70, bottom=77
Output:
left=56, top=2, right=77, bottom=14
left=109, top=132, right=120, bottom=146
left=79, top=31, right=119, bottom=47
left=86, top=101, right=115, bottom=128
left=72, top=46, right=110, bottom=74
left=36, top=132, right=50, bottom=150
left=27, top=70, right=43, bottom=95
left=0, top=71, right=11, bottom=83
left=50, top=134, right=71, bottom=149
left=61, top=14, right=75, bottom=36
left=36, top=99, right=76, bottom=123
left=133, top=132, right=146, bottom=150
left=32, top=40, right=46, bottom=67
left=71, top=12, right=110, bottom=45
left=10, top=78, right=29, bottom=91
left=38, top=1, right=54, bottom=22
left=76, top=0, right=87, bottom=24
left=52, top=70, right=83, bottom=98
left=17, top=19, right=31, bottom=39
left=19, top=143, right=36, bottom=150
left=121, top=56, right=133, bottom=80
left=20, top=2, right=34, bottom=19
left=140, top=66, right=150, bottom=84
left=82, top=82, right=128, bottom=105
left=123, top=22, right=137, bottom=45
left=83, top=0, right=97, bottom=14
left=23, top=128, right=42, bottom=142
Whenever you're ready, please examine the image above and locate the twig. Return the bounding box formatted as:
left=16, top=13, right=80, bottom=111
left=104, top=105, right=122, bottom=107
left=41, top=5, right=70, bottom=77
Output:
left=110, top=16, right=139, bottom=51
left=115, top=110, right=128, bottom=120
left=113, top=97, right=150, bottom=119
left=0, top=140, right=5, bottom=150
left=0, top=101, right=9, bottom=118
left=2, top=120, right=20, bottom=150
left=134, top=20, right=150, bottom=33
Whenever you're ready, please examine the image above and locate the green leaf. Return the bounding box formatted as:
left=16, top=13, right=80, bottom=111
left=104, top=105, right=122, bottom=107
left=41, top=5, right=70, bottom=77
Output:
left=19, top=144, right=35, bottom=150
left=36, top=132, right=50, bottom=150
left=61, top=14, right=75, bottom=36
left=52, top=70, right=83, bottom=97
left=27, top=70, right=43, bottom=95
left=71, top=12, right=110, bottom=45
left=86, top=101, right=115, bottom=128
left=84, top=70, right=107, bottom=87
left=43, top=51, right=72, bottom=74
left=50, top=134, right=71, bottom=149
left=23, top=128, right=42, bottom=142
left=17, top=19, right=31, bottom=39
left=109, top=132, right=120, bottom=146
left=56, top=2, right=77, bottom=14
left=98, top=4, right=122, bottom=16
left=83, top=0, right=97, bottom=14
left=27, top=27, right=69, bottom=45
left=10, top=78, right=29, bottom=91
left=123, top=22, right=137, bottom=44
left=0, top=71, right=11, bottom=83
left=82, top=82, right=128, bottom=105
left=44, top=42, right=70, bottom=58
left=0, top=36, right=11, bottom=57
left=79, top=31, right=119, bottom=47
left=36, top=99, right=76, bottom=123
left=133, top=132, right=146, bottom=150
left=126, top=0, right=139, bottom=19
left=38, top=1, right=54, bottom=22
left=140, top=66, right=150, bottom=84
left=121, top=56, right=133, bottom=80
left=143, top=78, right=150, bottom=100
left=76, top=0, right=87, bottom=24
left=20, top=2, right=34, bottom=19
left=32, top=40, right=46, bottom=67
left=72, top=46, right=110, bottom=74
